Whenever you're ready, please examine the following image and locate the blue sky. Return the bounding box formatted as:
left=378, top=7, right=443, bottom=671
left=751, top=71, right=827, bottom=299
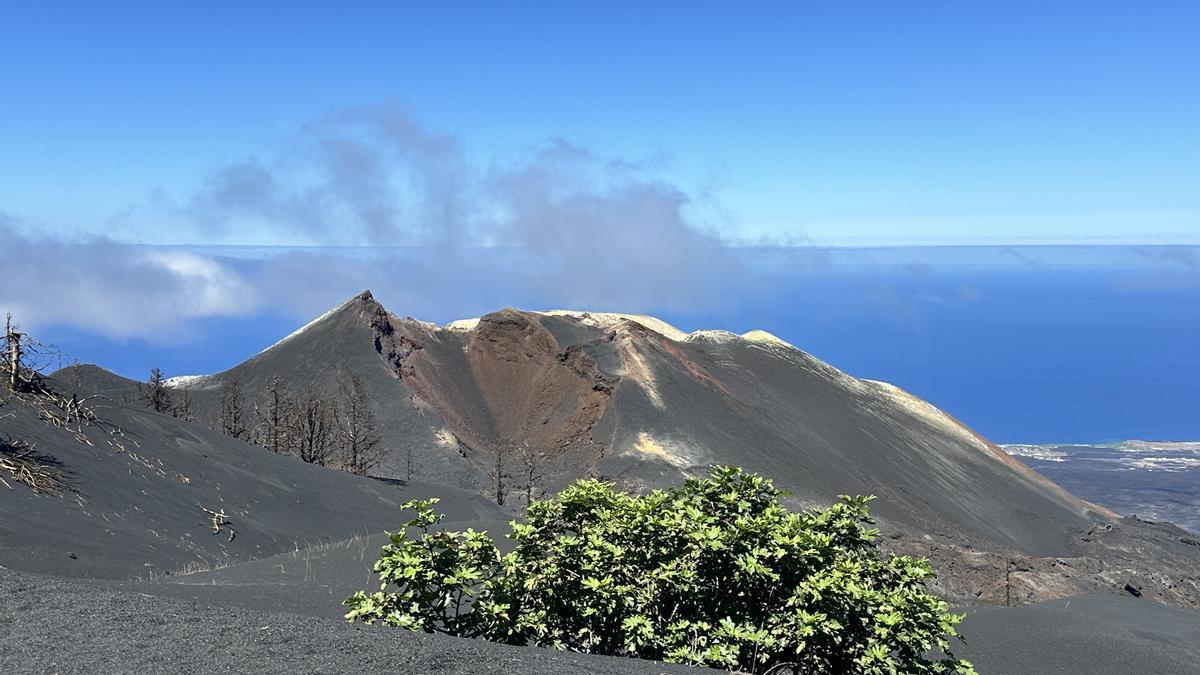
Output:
left=3, top=2, right=1198, bottom=246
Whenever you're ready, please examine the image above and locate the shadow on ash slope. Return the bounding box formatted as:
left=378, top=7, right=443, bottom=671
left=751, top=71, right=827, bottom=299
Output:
left=71, top=291, right=1200, bottom=610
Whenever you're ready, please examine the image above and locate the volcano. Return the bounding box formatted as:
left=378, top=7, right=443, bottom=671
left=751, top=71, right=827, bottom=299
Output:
left=58, top=290, right=1200, bottom=609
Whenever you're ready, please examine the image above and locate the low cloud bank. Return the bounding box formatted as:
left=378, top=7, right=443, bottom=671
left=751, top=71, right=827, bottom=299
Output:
left=2, top=104, right=745, bottom=339
left=0, top=218, right=258, bottom=340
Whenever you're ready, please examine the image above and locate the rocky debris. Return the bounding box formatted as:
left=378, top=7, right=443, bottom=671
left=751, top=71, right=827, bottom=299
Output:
left=890, top=515, right=1200, bottom=610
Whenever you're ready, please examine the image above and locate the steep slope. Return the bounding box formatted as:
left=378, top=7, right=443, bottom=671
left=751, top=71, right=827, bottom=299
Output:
left=0, top=389, right=503, bottom=580
left=375, top=300, right=1106, bottom=555
left=64, top=291, right=1200, bottom=606
left=123, top=292, right=483, bottom=490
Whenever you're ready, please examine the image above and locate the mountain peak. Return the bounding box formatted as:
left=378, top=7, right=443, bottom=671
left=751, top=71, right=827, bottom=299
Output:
left=252, top=292, right=379, bottom=357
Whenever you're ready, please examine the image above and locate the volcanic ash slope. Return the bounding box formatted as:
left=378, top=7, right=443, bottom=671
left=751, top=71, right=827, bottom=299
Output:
left=63, top=291, right=1200, bottom=608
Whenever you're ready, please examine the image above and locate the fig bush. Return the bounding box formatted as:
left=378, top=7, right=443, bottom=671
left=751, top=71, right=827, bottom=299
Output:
left=345, top=466, right=974, bottom=673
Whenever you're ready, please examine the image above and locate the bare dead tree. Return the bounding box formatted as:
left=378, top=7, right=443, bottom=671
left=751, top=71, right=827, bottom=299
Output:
left=254, top=376, right=290, bottom=454
left=0, top=317, right=127, bottom=449
left=217, top=378, right=248, bottom=440
left=518, top=442, right=545, bottom=509
left=489, top=442, right=509, bottom=506
left=334, top=373, right=383, bottom=476
left=199, top=505, right=236, bottom=542
left=289, top=387, right=334, bottom=465
left=138, top=368, right=173, bottom=414
left=3, top=314, right=65, bottom=394
left=5, top=314, right=20, bottom=393
left=174, top=389, right=195, bottom=422
left=59, top=358, right=84, bottom=395
left=1006, top=559, right=1012, bottom=607
left=405, top=444, right=413, bottom=482
left=0, top=438, right=73, bottom=495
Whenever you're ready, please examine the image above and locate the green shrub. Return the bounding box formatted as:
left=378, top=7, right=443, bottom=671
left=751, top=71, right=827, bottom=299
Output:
left=345, top=466, right=974, bottom=673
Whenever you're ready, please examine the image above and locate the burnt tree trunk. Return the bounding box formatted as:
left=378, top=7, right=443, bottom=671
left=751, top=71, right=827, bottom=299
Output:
left=490, top=443, right=508, bottom=506
left=6, top=314, right=21, bottom=392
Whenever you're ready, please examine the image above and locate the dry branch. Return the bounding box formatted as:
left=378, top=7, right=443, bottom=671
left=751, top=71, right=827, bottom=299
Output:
left=199, top=505, right=236, bottom=542
left=4, top=315, right=129, bottom=442
left=0, top=440, right=73, bottom=495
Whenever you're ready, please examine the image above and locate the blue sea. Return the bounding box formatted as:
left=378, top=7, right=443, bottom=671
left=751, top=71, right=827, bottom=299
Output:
left=43, top=245, right=1200, bottom=446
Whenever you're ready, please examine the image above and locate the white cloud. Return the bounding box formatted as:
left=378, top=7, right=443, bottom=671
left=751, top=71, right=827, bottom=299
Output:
left=0, top=218, right=259, bottom=340
left=141, top=250, right=254, bottom=316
